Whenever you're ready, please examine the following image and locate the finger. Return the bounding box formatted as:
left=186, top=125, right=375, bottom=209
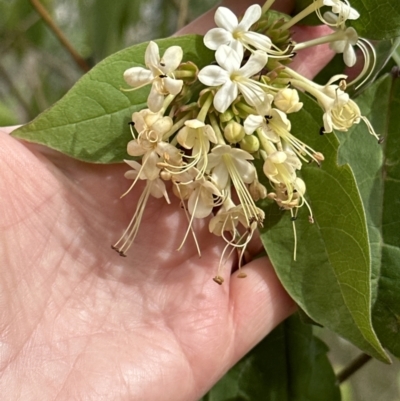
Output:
left=229, top=256, right=296, bottom=362
left=0, top=125, right=20, bottom=135
left=291, top=25, right=335, bottom=79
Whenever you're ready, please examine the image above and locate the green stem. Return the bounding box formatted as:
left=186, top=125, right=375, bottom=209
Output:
left=294, top=30, right=346, bottom=51
left=160, top=94, right=176, bottom=114
left=235, top=102, right=256, bottom=115
left=280, top=0, right=323, bottom=31
left=163, top=112, right=191, bottom=140
left=209, top=113, right=225, bottom=145
left=197, top=93, right=213, bottom=122
left=261, top=0, right=275, bottom=14
left=256, top=127, right=275, bottom=154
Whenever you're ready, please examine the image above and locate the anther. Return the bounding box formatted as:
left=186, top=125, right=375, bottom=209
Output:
left=213, top=276, right=224, bottom=285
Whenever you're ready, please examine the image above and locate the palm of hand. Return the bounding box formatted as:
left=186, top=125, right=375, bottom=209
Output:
left=0, top=131, right=293, bottom=400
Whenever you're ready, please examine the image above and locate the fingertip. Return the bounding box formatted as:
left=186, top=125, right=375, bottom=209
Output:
left=229, top=256, right=296, bottom=361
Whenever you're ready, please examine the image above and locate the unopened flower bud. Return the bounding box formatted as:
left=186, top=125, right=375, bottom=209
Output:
left=239, top=135, right=260, bottom=153
left=274, top=88, right=303, bottom=113
left=293, top=177, right=306, bottom=196
left=160, top=171, right=172, bottom=181
left=249, top=179, right=267, bottom=201
left=220, top=109, right=235, bottom=123
left=224, top=121, right=245, bottom=143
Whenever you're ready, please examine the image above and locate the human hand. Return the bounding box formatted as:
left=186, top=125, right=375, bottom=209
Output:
left=0, top=1, right=332, bottom=400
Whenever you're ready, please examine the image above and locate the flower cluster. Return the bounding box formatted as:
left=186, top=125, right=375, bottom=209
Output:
left=113, top=1, right=379, bottom=283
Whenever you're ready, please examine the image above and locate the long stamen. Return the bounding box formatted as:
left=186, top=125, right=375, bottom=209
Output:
left=112, top=183, right=152, bottom=255
left=175, top=185, right=202, bottom=256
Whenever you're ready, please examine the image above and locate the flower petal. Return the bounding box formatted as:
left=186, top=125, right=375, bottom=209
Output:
left=214, top=7, right=238, bottom=31
left=204, top=28, right=233, bottom=50
left=323, top=112, right=333, bottom=133
left=237, top=80, right=264, bottom=108
left=214, top=80, right=238, bottom=113
left=238, top=50, right=268, bottom=77
left=244, top=114, right=263, bottom=134
left=237, top=4, right=261, bottom=31
left=177, top=126, right=195, bottom=149
left=242, top=31, right=272, bottom=51
left=198, top=65, right=229, bottom=87
left=161, top=46, right=183, bottom=72
left=234, top=158, right=255, bottom=183
left=152, top=116, right=173, bottom=136
left=343, top=44, right=356, bottom=67
left=163, top=76, right=183, bottom=95
left=145, top=41, right=160, bottom=68
left=124, top=67, right=153, bottom=88
left=215, top=45, right=242, bottom=72
left=147, top=85, right=164, bottom=112
left=127, top=140, right=145, bottom=156
left=185, top=119, right=205, bottom=129
left=212, top=162, right=230, bottom=189
left=150, top=179, right=169, bottom=201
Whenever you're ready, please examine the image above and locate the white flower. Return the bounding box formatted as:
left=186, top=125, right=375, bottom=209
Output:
left=209, top=199, right=249, bottom=236
left=130, top=109, right=173, bottom=143
left=244, top=107, right=289, bottom=143
left=176, top=119, right=217, bottom=172
left=263, top=147, right=302, bottom=186
left=187, top=177, right=222, bottom=219
left=323, top=0, right=360, bottom=24
left=323, top=12, right=358, bottom=67
left=207, top=144, right=255, bottom=189
left=268, top=177, right=307, bottom=210
left=124, top=160, right=169, bottom=200
left=126, top=109, right=181, bottom=178
left=198, top=45, right=268, bottom=113
left=124, top=41, right=183, bottom=112
left=207, top=145, right=263, bottom=227
left=204, top=5, right=272, bottom=54
left=246, top=107, right=324, bottom=164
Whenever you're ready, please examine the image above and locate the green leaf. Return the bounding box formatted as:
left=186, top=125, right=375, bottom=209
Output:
left=259, top=93, right=390, bottom=363
left=336, top=73, right=400, bottom=358
left=200, top=314, right=340, bottom=401
left=11, top=35, right=214, bottom=164
left=349, top=0, right=400, bottom=40
left=293, top=0, right=400, bottom=40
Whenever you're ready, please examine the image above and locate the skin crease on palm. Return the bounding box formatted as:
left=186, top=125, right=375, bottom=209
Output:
left=0, top=1, right=334, bottom=400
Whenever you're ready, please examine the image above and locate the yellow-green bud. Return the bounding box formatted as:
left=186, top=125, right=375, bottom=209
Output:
left=239, top=135, right=260, bottom=153
left=224, top=121, right=245, bottom=143
left=220, top=109, right=235, bottom=123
